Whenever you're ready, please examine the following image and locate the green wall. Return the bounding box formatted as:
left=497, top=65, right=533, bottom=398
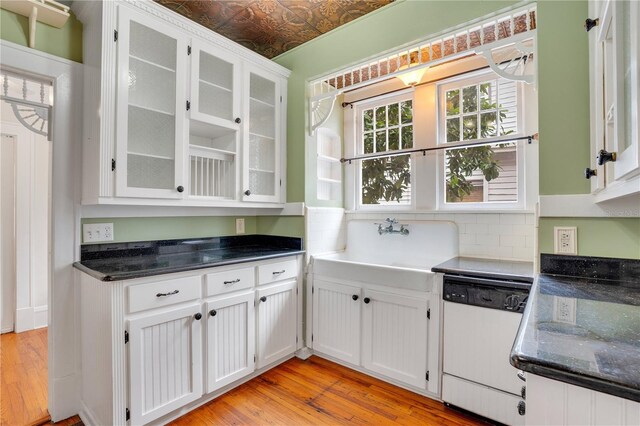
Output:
left=0, top=9, right=83, bottom=63
left=539, top=218, right=640, bottom=259
left=81, top=216, right=305, bottom=245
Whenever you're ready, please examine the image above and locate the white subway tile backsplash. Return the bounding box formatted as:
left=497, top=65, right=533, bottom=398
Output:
left=512, top=246, right=534, bottom=260
left=459, top=233, right=476, bottom=245
left=454, top=214, right=478, bottom=224
left=511, top=224, right=534, bottom=236
left=499, top=213, right=526, bottom=225
left=465, top=223, right=489, bottom=235
left=476, top=214, right=501, bottom=224
left=500, top=234, right=527, bottom=248
left=475, top=234, right=500, bottom=247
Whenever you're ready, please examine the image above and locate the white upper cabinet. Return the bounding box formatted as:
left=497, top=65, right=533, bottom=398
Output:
left=189, top=41, right=241, bottom=130
left=75, top=0, right=290, bottom=206
left=588, top=0, right=640, bottom=200
left=242, top=65, right=283, bottom=203
left=115, top=6, right=188, bottom=198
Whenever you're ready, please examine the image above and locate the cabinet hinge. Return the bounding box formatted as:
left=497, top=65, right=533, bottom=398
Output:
left=186, top=100, right=191, bottom=111
left=312, top=286, right=314, bottom=294
left=427, top=308, right=430, bottom=319
left=111, top=158, right=116, bottom=171
left=311, top=334, right=314, bottom=342
left=187, top=45, right=191, bottom=55
left=125, top=408, right=130, bottom=421
left=114, top=30, right=118, bottom=42
left=296, top=335, right=298, bottom=343
left=296, top=287, right=298, bottom=295
left=124, top=330, right=129, bottom=344
left=254, top=355, right=256, bottom=362
left=280, top=179, right=282, bottom=187
left=426, top=371, right=429, bottom=381
left=280, top=95, right=282, bottom=103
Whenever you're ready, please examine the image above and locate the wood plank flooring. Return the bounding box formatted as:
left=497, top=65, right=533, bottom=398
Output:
left=1, top=328, right=49, bottom=426
left=170, top=356, right=486, bottom=426
left=2, top=328, right=486, bottom=425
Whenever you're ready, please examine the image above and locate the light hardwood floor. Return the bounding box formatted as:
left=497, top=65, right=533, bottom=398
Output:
left=2, top=328, right=485, bottom=425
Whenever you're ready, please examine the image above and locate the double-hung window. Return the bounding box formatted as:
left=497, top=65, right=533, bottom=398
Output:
left=438, top=74, right=523, bottom=208
left=356, top=92, right=414, bottom=206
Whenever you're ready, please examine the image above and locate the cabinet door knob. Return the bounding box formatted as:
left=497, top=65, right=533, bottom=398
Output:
left=177, top=185, right=184, bottom=193
left=517, top=400, right=526, bottom=416
left=352, top=295, right=359, bottom=301
left=584, top=18, right=599, bottom=32
left=597, top=149, right=616, bottom=166
left=584, top=167, right=597, bottom=179
left=363, top=297, right=371, bottom=304
left=244, top=190, right=251, bottom=196
left=209, top=309, right=217, bottom=317
left=260, top=296, right=267, bottom=302
left=235, top=117, right=241, bottom=124
left=521, top=386, right=526, bottom=399
left=194, top=313, right=202, bottom=320
left=517, top=371, right=526, bottom=382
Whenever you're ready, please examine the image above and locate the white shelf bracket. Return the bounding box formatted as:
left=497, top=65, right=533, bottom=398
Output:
left=475, top=34, right=537, bottom=85
left=308, top=92, right=338, bottom=136
left=1, top=0, right=70, bottom=49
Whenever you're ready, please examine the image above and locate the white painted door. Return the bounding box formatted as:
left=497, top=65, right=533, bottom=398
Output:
left=256, top=280, right=297, bottom=369
left=242, top=65, right=282, bottom=203
left=190, top=40, right=241, bottom=130
left=361, top=289, right=429, bottom=389
left=206, top=291, right=255, bottom=393
left=312, top=279, right=361, bottom=365
left=115, top=5, right=188, bottom=199
left=0, top=134, right=16, bottom=333
left=128, top=303, right=203, bottom=425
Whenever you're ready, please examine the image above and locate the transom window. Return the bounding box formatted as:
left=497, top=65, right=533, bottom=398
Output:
left=357, top=93, right=413, bottom=206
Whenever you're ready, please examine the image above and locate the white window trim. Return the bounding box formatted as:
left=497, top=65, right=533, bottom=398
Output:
left=344, top=68, right=537, bottom=213
left=351, top=89, right=416, bottom=211
left=436, top=71, right=526, bottom=211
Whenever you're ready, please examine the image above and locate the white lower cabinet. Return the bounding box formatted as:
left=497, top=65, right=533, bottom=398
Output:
left=256, top=280, right=297, bottom=369
left=205, top=291, right=255, bottom=393
left=312, top=279, right=361, bottom=365
left=78, top=255, right=301, bottom=426
left=311, top=278, right=432, bottom=392
left=362, top=289, right=428, bottom=389
left=525, top=374, right=640, bottom=426
left=128, top=303, right=203, bottom=425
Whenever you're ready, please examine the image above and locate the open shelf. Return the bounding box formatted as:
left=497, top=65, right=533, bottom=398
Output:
left=199, top=78, right=232, bottom=93
left=128, top=151, right=174, bottom=161
left=129, top=102, right=173, bottom=117
left=250, top=96, right=275, bottom=108
left=130, top=54, right=176, bottom=73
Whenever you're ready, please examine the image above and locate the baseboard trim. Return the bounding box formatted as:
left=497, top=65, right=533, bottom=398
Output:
left=295, top=347, right=312, bottom=360
left=34, top=305, right=48, bottom=329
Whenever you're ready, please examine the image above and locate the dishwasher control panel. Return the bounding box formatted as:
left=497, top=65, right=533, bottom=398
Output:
left=443, top=275, right=530, bottom=313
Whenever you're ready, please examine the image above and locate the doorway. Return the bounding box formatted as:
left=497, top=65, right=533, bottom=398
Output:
left=0, top=69, right=53, bottom=425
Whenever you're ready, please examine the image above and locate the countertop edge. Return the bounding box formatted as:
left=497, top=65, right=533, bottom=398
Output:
left=510, top=352, right=640, bottom=403
left=430, top=266, right=534, bottom=283
left=73, top=250, right=305, bottom=282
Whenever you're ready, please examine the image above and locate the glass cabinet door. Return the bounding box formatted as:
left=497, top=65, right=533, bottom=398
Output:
left=242, top=66, right=282, bottom=203
left=115, top=6, right=187, bottom=198
left=190, top=41, right=240, bottom=129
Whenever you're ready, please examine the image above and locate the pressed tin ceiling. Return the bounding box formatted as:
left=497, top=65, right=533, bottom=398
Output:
left=154, top=0, right=394, bottom=59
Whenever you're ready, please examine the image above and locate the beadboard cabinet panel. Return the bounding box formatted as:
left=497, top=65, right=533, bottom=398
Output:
left=256, top=280, right=297, bottom=369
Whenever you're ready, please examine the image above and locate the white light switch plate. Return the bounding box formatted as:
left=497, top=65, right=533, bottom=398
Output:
left=554, top=226, right=577, bottom=255
left=236, top=218, right=245, bottom=234
left=83, top=223, right=114, bottom=243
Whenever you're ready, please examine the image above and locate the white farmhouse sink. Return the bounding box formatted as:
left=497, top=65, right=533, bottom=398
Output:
left=311, top=220, right=459, bottom=293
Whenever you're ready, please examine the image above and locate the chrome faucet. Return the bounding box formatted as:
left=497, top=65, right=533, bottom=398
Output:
left=375, top=218, right=409, bottom=235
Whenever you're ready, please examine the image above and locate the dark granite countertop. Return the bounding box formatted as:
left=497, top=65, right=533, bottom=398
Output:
left=74, top=235, right=304, bottom=281
left=511, top=254, right=640, bottom=402
left=431, top=256, right=534, bottom=282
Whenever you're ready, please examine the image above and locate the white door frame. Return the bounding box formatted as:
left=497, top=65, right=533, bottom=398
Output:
left=0, top=40, right=83, bottom=421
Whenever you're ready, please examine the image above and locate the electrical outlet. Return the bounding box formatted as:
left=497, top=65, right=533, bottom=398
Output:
left=83, top=223, right=115, bottom=243
left=554, top=226, right=577, bottom=255
left=553, top=296, right=577, bottom=324
left=236, top=218, right=245, bottom=234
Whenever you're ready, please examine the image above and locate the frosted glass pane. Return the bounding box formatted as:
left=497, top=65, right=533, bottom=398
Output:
left=128, top=106, right=175, bottom=158
left=127, top=154, right=174, bottom=189
left=249, top=100, right=275, bottom=138
left=130, top=21, right=176, bottom=70
left=249, top=170, right=275, bottom=196
left=250, top=73, right=275, bottom=105
left=249, top=135, right=275, bottom=171
left=199, top=82, right=233, bottom=121
left=200, top=52, right=233, bottom=90
left=128, top=57, right=176, bottom=114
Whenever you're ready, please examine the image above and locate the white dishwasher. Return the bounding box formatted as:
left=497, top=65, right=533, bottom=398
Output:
left=442, top=274, right=530, bottom=426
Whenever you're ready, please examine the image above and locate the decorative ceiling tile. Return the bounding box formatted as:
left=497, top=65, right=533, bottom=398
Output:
left=154, top=0, right=394, bottom=58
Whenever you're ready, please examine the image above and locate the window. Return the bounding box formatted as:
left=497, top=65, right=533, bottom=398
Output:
left=344, top=68, right=533, bottom=212
left=357, top=93, right=414, bottom=206
left=439, top=75, right=522, bottom=206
